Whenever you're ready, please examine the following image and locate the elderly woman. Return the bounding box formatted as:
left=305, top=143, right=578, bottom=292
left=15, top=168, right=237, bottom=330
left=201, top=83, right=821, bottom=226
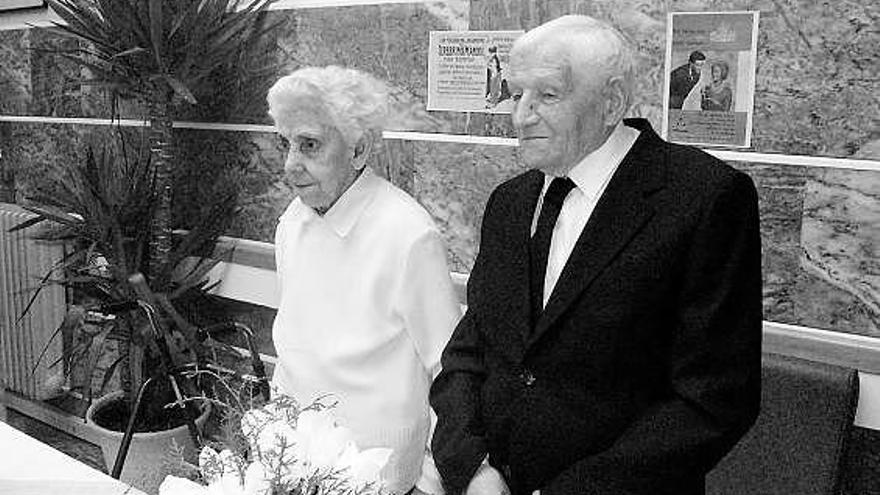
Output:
left=267, top=66, right=461, bottom=495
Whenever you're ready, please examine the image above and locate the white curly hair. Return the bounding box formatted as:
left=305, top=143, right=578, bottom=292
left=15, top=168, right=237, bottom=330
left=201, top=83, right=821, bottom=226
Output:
left=267, top=66, right=392, bottom=147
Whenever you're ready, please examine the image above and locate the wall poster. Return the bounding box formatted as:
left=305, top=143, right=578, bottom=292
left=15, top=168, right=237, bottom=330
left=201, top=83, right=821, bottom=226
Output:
left=427, top=30, right=524, bottom=114
left=662, top=11, right=760, bottom=148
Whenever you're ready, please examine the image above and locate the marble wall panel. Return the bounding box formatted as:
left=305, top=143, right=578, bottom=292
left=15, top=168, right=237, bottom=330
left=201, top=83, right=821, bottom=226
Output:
left=0, top=122, right=271, bottom=241
left=411, top=140, right=521, bottom=271
left=4, top=1, right=876, bottom=157
left=225, top=129, right=293, bottom=242
left=275, top=1, right=469, bottom=134
left=733, top=162, right=808, bottom=326
left=470, top=0, right=879, bottom=157
left=26, top=27, right=84, bottom=118
left=0, top=29, right=30, bottom=115
left=797, top=167, right=879, bottom=336
left=0, top=26, right=116, bottom=119
left=723, top=162, right=878, bottom=337
left=0, top=27, right=29, bottom=196
left=0, top=122, right=85, bottom=201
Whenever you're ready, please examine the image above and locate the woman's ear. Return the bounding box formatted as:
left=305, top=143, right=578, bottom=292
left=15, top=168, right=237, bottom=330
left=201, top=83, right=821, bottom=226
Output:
left=351, top=134, right=373, bottom=170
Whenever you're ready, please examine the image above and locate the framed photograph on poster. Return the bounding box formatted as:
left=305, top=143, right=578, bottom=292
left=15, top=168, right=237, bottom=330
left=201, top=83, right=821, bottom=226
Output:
left=0, top=0, right=45, bottom=11
left=662, top=11, right=759, bottom=148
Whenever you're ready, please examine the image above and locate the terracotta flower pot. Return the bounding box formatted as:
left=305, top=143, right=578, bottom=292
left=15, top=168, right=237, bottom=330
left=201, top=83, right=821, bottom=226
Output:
left=86, top=391, right=210, bottom=495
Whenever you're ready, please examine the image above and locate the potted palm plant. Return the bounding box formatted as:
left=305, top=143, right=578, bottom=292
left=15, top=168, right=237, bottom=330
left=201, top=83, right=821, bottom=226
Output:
left=16, top=130, right=235, bottom=493
left=45, top=0, right=276, bottom=284
left=13, top=0, right=279, bottom=492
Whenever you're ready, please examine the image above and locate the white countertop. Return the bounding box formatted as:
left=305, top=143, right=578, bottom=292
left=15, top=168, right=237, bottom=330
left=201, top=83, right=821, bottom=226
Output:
left=0, top=420, right=146, bottom=495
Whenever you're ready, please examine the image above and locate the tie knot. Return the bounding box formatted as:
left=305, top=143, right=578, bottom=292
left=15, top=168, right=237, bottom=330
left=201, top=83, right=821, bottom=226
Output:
left=544, top=177, right=575, bottom=209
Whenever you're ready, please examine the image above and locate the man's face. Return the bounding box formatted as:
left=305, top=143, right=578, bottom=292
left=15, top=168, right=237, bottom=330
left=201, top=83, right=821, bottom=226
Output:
left=508, top=39, right=608, bottom=176
left=691, top=59, right=705, bottom=74
left=276, top=107, right=357, bottom=213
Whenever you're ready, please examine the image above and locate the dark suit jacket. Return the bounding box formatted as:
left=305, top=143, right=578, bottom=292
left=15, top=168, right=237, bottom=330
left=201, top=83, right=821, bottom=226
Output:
left=430, top=119, right=762, bottom=495
left=669, top=63, right=699, bottom=109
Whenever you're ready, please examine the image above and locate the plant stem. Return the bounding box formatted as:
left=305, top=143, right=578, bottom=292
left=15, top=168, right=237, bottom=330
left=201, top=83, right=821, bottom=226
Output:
left=119, top=317, right=133, bottom=403
left=148, top=90, right=174, bottom=285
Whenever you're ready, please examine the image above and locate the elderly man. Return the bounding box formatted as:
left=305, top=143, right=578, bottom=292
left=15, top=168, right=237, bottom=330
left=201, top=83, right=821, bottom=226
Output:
left=430, top=15, right=761, bottom=495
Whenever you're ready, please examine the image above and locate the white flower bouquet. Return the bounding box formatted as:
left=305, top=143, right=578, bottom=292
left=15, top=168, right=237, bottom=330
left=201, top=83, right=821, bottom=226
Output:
left=160, top=395, right=391, bottom=495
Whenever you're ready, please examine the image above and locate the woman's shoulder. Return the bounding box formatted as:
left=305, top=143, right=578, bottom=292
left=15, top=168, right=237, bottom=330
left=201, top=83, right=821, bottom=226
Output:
left=368, top=174, right=439, bottom=236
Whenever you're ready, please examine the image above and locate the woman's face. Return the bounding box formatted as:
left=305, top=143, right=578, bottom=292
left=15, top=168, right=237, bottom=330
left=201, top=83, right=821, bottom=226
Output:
left=276, top=108, right=359, bottom=213
left=712, top=65, right=723, bottom=82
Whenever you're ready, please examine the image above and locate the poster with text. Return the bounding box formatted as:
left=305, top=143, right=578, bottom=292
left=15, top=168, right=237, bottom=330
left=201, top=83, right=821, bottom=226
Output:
left=662, top=11, right=759, bottom=148
left=427, top=30, right=524, bottom=114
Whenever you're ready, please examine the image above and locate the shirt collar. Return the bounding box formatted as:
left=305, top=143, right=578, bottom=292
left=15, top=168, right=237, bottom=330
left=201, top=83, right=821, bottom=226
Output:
left=279, top=167, right=379, bottom=238
left=562, top=122, right=640, bottom=201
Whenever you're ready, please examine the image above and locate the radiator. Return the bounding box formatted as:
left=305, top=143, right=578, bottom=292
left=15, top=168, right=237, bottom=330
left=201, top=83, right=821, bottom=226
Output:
left=0, top=203, right=65, bottom=400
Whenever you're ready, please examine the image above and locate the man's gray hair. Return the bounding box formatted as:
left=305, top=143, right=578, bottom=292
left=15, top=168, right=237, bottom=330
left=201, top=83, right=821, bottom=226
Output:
left=516, top=15, right=637, bottom=99
left=267, top=66, right=391, bottom=146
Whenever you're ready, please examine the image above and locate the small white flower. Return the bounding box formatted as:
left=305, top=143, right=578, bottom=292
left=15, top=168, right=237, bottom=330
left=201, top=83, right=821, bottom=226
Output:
left=242, top=461, right=272, bottom=495
left=162, top=395, right=392, bottom=495
left=240, top=408, right=275, bottom=448
left=206, top=474, right=244, bottom=495
left=335, top=442, right=392, bottom=488
left=294, top=409, right=354, bottom=469
left=199, top=447, right=223, bottom=484
left=199, top=447, right=245, bottom=485
left=256, top=420, right=299, bottom=465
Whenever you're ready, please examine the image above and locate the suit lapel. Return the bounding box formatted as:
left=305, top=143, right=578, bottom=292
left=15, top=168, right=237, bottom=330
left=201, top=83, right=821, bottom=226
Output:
left=496, top=170, right=544, bottom=348
left=528, top=122, right=667, bottom=347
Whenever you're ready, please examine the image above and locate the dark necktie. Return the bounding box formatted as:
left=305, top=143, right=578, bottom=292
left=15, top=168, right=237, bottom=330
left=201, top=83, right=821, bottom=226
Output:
left=530, top=177, right=575, bottom=323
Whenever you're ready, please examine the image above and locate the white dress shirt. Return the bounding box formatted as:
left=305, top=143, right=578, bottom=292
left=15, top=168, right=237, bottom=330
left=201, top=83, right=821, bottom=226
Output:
left=272, top=167, right=461, bottom=495
left=532, top=123, right=640, bottom=307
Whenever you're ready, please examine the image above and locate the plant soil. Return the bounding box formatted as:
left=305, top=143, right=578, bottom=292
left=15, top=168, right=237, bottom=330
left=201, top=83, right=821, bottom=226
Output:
left=92, top=395, right=199, bottom=433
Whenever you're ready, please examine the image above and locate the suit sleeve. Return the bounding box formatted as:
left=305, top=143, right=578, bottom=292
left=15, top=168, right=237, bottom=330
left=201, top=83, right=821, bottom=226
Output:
left=543, top=171, right=763, bottom=495
left=429, top=192, right=498, bottom=495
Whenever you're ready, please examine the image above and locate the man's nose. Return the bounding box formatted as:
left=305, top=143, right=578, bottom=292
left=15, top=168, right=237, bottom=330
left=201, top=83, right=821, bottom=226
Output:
left=513, top=93, right=539, bottom=127
left=284, top=151, right=304, bottom=173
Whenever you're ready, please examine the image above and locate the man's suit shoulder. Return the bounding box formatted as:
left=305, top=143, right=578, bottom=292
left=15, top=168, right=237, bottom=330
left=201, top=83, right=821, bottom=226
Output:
left=663, top=140, right=754, bottom=195
left=492, top=169, right=542, bottom=201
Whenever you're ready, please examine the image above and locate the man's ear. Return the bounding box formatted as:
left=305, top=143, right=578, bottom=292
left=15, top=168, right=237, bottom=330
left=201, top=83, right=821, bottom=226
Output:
left=603, top=76, right=629, bottom=127
left=351, top=134, right=372, bottom=170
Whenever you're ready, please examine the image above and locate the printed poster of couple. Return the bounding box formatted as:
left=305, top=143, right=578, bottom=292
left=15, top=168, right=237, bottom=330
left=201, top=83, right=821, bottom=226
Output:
left=668, top=49, right=738, bottom=112
left=663, top=11, right=759, bottom=147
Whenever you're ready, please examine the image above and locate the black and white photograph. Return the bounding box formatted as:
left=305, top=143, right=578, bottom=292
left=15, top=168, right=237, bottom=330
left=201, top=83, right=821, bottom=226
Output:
left=0, top=1, right=877, bottom=495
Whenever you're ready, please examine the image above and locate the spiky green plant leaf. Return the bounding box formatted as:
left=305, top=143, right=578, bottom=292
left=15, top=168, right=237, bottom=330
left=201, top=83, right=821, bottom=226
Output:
left=46, top=0, right=276, bottom=107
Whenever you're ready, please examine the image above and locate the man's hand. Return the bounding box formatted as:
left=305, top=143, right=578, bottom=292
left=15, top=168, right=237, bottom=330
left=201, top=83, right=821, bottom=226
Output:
left=465, top=464, right=510, bottom=495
